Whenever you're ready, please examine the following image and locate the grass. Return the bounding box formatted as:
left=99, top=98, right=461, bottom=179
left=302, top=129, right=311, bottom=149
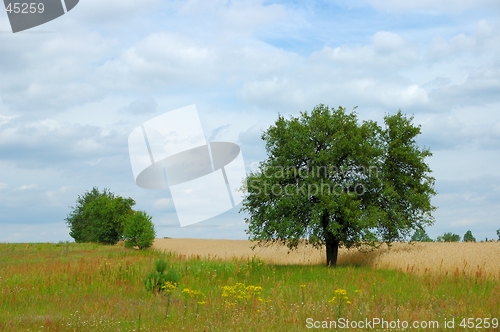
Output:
left=0, top=241, right=499, bottom=331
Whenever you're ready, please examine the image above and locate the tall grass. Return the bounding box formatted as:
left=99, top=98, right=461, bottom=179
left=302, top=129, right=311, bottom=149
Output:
left=0, top=242, right=498, bottom=331
left=153, top=239, right=500, bottom=279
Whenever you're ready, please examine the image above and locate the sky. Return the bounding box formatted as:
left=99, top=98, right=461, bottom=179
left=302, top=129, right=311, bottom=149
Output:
left=1, top=0, right=500, bottom=243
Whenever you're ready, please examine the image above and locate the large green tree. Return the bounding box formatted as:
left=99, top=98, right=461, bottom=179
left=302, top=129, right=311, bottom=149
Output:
left=241, top=104, right=436, bottom=266
left=65, top=187, right=135, bottom=244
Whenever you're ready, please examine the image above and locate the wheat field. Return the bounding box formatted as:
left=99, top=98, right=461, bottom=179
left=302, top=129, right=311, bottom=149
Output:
left=153, top=239, right=500, bottom=279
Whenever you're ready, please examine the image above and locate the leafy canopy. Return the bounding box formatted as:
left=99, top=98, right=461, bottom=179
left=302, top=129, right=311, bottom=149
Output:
left=241, top=104, right=436, bottom=266
left=411, top=228, right=434, bottom=242
left=124, top=210, right=156, bottom=249
left=65, top=187, right=135, bottom=245
left=436, top=232, right=461, bottom=242
left=463, top=230, right=476, bottom=242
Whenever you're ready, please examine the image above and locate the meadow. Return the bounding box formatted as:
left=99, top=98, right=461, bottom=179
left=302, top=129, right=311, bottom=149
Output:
left=0, top=240, right=499, bottom=331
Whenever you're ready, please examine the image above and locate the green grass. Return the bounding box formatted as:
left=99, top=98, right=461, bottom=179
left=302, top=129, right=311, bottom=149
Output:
left=0, top=242, right=498, bottom=331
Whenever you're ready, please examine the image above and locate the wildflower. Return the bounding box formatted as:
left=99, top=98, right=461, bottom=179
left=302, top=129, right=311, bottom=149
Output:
left=162, top=281, right=177, bottom=293
left=300, top=284, right=306, bottom=288
left=221, top=283, right=265, bottom=305
left=334, top=289, right=347, bottom=296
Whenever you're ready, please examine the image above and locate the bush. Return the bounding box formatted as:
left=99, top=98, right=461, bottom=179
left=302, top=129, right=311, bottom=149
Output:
left=124, top=211, right=156, bottom=249
left=463, top=230, right=476, bottom=242
left=144, top=258, right=180, bottom=294
left=65, top=187, right=135, bottom=244
left=410, top=229, right=434, bottom=242
left=436, top=232, right=460, bottom=242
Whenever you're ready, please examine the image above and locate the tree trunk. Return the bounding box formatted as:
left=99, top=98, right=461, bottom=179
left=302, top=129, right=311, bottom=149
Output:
left=325, top=235, right=340, bottom=267
left=322, top=210, right=340, bottom=267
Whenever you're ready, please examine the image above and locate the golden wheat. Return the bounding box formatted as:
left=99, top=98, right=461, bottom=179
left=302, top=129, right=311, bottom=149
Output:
left=153, top=239, right=500, bottom=279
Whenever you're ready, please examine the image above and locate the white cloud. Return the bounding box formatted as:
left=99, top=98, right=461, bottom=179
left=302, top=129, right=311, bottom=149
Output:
left=174, top=0, right=286, bottom=40
left=372, top=31, right=407, bottom=54
left=25, top=119, right=63, bottom=131
left=0, top=113, right=17, bottom=126
left=1, top=0, right=500, bottom=242
left=153, top=198, right=173, bottom=210
left=45, top=186, right=71, bottom=207
left=366, top=0, right=500, bottom=14
left=0, top=222, right=73, bottom=242
left=242, top=77, right=307, bottom=109
left=16, top=184, right=37, bottom=191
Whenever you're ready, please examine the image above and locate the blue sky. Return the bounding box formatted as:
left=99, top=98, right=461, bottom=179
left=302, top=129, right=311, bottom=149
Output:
left=1, top=0, right=500, bottom=242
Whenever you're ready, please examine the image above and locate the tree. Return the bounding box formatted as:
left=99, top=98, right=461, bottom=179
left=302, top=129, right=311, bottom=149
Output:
left=463, top=230, right=476, bottom=242
left=436, top=232, right=460, bottom=242
left=241, top=104, right=436, bottom=267
left=497, top=228, right=500, bottom=241
left=410, top=228, right=434, bottom=242
left=65, top=187, right=135, bottom=244
left=124, top=211, right=156, bottom=249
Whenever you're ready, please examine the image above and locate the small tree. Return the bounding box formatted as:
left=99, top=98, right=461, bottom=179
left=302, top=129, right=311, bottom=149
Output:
left=124, top=211, right=156, bottom=249
left=410, top=228, right=433, bottom=242
left=463, top=230, right=476, bottom=242
left=497, top=228, right=500, bottom=241
left=65, top=187, right=135, bottom=244
left=436, top=232, right=460, bottom=242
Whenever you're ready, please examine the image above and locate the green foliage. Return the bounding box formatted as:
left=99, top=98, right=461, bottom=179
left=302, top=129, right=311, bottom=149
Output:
left=437, top=232, right=461, bottom=242
left=463, top=230, right=476, bottom=242
left=497, top=228, right=500, bottom=241
left=124, top=211, right=156, bottom=249
left=65, top=187, right=135, bottom=245
left=410, top=228, right=434, bottom=242
left=144, top=258, right=181, bottom=294
left=241, top=104, right=436, bottom=266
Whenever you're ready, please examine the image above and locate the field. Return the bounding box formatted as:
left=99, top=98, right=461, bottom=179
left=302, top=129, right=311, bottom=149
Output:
left=153, top=239, right=500, bottom=279
left=0, top=240, right=499, bottom=331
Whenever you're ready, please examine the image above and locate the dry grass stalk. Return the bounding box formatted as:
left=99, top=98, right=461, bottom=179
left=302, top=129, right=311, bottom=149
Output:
left=153, top=239, right=500, bottom=279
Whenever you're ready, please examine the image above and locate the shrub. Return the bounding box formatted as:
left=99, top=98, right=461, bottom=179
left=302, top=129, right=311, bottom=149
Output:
left=463, top=230, right=476, bottom=242
left=436, top=232, right=460, bottom=242
left=410, top=229, right=434, bottom=242
left=65, top=187, right=135, bottom=244
left=144, top=258, right=180, bottom=294
left=124, top=211, right=156, bottom=249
